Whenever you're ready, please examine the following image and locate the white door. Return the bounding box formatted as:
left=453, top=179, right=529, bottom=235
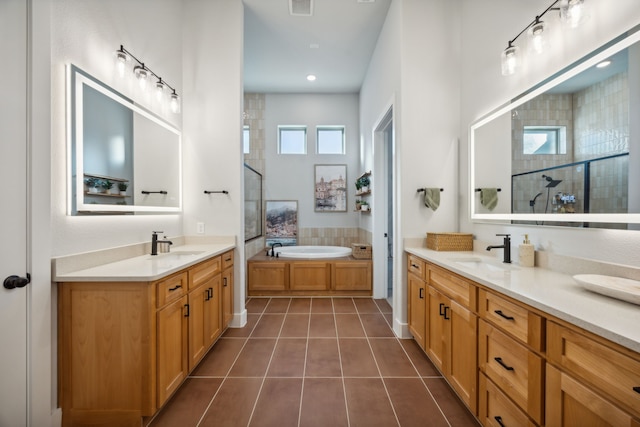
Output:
left=0, top=0, right=29, bottom=426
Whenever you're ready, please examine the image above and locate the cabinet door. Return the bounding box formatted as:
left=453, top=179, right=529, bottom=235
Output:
left=408, top=273, right=427, bottom=349
left=290, top=262, right=330, bottom=291
left=248, top=261, right=288, bottom=292
left=157, top=295, right=188, bottom=406
left=426, top=287, right=448, bottom=372
left=546, top=364, right=639, bottom=427
left=449, top=299, right=477, bottom=413
left=205, top=275, right=222, bottom=348
left=222, top=267, right=234, bottom=327
left=188, top=284, right=208, bottom=371
left=333, top=262, right=372, bottom=291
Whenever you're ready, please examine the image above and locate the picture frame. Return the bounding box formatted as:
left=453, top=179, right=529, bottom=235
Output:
left=314, top=164, right=347, bottom=212
left=265, top=200, right=298, bottom=246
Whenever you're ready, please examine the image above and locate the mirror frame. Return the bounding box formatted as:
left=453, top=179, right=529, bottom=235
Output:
left=470, top=25, right=640, bottom=225
left=66, top=64, right=183, bottom=214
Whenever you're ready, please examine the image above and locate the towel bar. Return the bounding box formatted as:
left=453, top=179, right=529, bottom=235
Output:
left=417, top=188, right=444, bottom=193
left=204, top=190, right=229, bottom=194
left=475, top=188, right=501, bottom=192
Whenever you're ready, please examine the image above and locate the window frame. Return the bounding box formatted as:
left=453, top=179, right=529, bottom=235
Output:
left=316, top=126, right=346, bottom=155
left=278, top=125, right=307, bottom=155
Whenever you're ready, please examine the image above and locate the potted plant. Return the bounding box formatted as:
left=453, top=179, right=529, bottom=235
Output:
left=100, top=179, right=114, bottom=194
left=117, top=182, right=128, bottom=195
left=360, top=200, right=369, bottom=211
left=355, top=199, right=362, bottom=211
left=358, top=176, right=370, bottom=193
left=84, top=177, right=100, bottom=193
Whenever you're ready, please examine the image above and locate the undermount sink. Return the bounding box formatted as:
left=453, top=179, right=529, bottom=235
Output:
left=573, top=274, right=640, bottom=305
left=450, top=257, right=518, bottom=272
left=147, top=250, right=205, bottom=260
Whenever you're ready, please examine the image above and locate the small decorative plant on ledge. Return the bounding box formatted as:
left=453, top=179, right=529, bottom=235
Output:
left=100, top=179, right=114, bottom=194
left=357, top=176, right=370, bottom=193
left=360, top=200, right=370, bottom=211
left=84, top=177, right=100, bottom=193
left=118, top=182, right=128, bottom=195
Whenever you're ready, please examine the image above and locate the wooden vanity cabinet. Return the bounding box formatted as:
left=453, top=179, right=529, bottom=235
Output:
left=222, top=250, right=234, bottom=327
left=546, top=321, right=640, bottom=425
left=407, top=254, right=427, bottom=349
left=423, top=263, right=478, bottom=414
left=58, top=253, right=233, bottom=427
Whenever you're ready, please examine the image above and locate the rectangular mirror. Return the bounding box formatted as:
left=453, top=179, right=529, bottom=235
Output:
left=67, top=65, right=182, bottom=215
left=471, top=24, right=640, bottom=228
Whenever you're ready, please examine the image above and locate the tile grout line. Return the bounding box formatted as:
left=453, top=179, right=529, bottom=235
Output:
left=334, top=298, right=352, bottom=427
left=362, top=299, right=403, bottom=427
left=194, top=297, right=267, bottom=427
left=245, top=298, right=291, bottom=427
left=297, top=298, right=313, bottom=427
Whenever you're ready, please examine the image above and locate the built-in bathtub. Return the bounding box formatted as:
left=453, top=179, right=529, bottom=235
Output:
left=274, top=245, right=352, bottom=259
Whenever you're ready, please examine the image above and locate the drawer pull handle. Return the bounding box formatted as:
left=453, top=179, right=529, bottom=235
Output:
left=225, top=258, right=232, bottom=262
left=633, top=386, right=640, bottom=394
left=168, top=285, right=182, bottom=292
left=224, top=277, right=228, bottom=287
left=494, top=357, right=514, bottom=371
left=443, top=306, right=450, bottom=320
left=439, top=303, right=445, bottom=316
left=411, top=263, right=419, bottom=269
left=494, top=416, right=506, bottom=427
left=419, top=288, right=424, bottom=299
left=494, top=310, right=514, bottom=321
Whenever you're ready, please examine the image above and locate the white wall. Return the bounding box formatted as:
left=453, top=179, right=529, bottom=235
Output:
left=51, top=0, right=184, bottom=256
left=264, top=93, right=360, bottom=229
left=460, top=0, right=640, bottom=265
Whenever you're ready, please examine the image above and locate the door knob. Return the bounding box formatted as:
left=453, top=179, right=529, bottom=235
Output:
left=3, top=273, right=31, bottom=289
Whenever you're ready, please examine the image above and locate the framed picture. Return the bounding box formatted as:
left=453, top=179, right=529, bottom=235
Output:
left=265, top=200, right=298, bottom=246
left=315, top=164, right=347, bottom=212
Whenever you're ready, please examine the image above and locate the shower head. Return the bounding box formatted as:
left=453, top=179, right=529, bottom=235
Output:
left=542, top=174, right=562, bottom=188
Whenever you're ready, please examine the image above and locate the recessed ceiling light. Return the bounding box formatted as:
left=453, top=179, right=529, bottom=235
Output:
left=596, top=60, right=612, bottom=68
left=306, top=74, right=317, bottom=82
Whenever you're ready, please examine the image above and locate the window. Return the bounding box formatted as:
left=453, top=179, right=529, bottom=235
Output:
left=243, top=126, right=250, bottom=154
left=317, top=126, right=345, bottom=154
left=278, top=126, right=307, bottom=154
left=523, top=126, right=566, bottom=155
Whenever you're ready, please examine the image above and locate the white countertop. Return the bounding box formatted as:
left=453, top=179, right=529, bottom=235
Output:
left=405, top=246, right=640, bottom=354
left=54, top=243, right=235, bottom=282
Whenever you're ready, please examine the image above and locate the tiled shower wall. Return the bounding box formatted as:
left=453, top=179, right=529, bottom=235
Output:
left=511, top=72, right=629, bottom=215
left=244, top=93, right=266, bottom=259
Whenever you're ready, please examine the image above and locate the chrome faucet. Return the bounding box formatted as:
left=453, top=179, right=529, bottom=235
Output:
left=268, top=242, right=283, bottom=257
left=151, top=231, right=173, bottom=256
left=486, top=233, right=511, bottom=263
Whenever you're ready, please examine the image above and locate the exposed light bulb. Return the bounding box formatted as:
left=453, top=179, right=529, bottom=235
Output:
left=561, top=0, right=586, bottom=29
left=527, top=19, right=547, bottom=55
left=114, top=48, right=129, bottom=78
left=155, top=80, right=165, bottom=101
left=134, top=65, right=149, bottom=90
left=501, top=44, right=519, bottom=76
left=170, top=91, right=180, bottom=114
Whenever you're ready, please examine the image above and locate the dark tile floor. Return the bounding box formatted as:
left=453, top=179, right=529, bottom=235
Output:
left=147, top=297, right=479, bottom=427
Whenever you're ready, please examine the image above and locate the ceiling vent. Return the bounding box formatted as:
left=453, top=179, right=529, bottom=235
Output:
left=289, top=0, right=313, bottom=16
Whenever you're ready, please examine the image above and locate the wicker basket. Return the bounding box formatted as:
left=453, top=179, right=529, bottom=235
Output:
left=351, top=244, right=372, bottom=259
left=426, top=232, right=473, bottom=251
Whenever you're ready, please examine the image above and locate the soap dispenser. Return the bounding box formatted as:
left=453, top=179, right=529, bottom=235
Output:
left=519, top=234, right=535, bottom=267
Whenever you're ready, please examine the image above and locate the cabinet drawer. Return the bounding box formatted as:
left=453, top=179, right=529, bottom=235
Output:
left=221, top=250, right=234, bottom=270
left=429, top=264, right=476, bottom=310
left=407, top=254, right=426, bottom=280
left=157, top=272, right=188, bottom=308
left=479, top=289, right=544, bottom=351
left=547, top=321, right=640, bottom=419
left=189, top=256, right=221, bottom=290
left=479, top=373, right=536, bottom=427
left=479, top=320, right=544, bottom=424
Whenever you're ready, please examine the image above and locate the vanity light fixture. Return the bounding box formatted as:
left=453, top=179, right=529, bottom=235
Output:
left=113, top=45, right=181, bottom=114
left=501, top=0, right=587, bottom=76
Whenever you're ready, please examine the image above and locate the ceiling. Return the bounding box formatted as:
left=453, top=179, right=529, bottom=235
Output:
left=243, top=0, right=392, bottom=93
